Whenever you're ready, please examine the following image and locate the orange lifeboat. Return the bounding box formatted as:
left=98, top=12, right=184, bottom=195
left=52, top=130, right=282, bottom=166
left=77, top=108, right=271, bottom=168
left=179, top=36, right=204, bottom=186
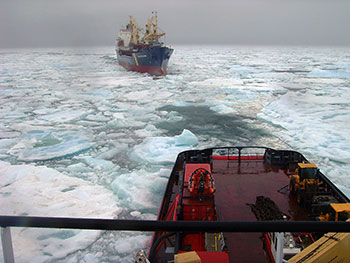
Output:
left=188, top=168, right=215, bottom=197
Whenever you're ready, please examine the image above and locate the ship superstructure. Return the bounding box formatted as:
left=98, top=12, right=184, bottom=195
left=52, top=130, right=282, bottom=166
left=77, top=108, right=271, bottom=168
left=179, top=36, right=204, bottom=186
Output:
left=116, top=12, right=173, bottom=76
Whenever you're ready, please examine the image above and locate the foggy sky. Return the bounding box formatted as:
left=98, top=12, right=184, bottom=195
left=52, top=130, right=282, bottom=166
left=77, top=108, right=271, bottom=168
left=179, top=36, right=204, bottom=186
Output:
left=1, top=0, right=350, bottom=48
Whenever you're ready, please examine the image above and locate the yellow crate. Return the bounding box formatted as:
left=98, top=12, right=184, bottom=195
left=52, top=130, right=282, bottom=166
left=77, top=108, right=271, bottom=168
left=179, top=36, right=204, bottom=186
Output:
left=174, top=251, right=201, bottom=263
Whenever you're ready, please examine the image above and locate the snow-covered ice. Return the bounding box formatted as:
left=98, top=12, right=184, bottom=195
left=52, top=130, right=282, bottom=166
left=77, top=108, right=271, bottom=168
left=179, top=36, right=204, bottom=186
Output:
left=0, top=160, right=120, bottom=262
left=130, top=129, right=198, bottom=164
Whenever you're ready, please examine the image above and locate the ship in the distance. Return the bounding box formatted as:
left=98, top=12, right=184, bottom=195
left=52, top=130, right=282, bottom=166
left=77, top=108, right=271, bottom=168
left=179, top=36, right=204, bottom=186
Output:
left=116, top=12, right=173, bottom=76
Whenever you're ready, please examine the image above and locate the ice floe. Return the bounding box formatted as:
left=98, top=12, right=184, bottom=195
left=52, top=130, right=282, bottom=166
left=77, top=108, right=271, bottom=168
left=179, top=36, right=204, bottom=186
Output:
left=8, top=129, right=94, bottom=162
left=130, top=129, right=198, bottom=164
left=0, top=160, right=120, bottom=262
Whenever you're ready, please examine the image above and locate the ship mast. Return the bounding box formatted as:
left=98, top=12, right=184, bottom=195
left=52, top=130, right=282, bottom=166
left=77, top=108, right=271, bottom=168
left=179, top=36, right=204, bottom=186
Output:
left=145, top=17, right=152, bottom=41
left=129, top=16, right=139, bottom=44
left=153, top=11, right=158, bottom=36
left=143, top=11, right=165, bottom=44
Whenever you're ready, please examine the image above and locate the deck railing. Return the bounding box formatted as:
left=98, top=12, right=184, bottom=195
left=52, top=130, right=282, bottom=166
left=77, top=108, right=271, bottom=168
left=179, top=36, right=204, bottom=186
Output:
left=1, top=215, right=350, bottom=263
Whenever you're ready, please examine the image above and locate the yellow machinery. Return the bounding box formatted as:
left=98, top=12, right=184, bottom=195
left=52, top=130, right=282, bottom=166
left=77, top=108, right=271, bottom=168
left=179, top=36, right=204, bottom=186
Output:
left=289, top=213, right=350, bottom=263
left=289, top=231, right=350, bottom=263
left=289, top=205, right=350, bottom=263
left=330, top=203, right=350, bottom=221
left=316, top=203, right=350, bottom=222
left=289, top=163, right=319, bottom=205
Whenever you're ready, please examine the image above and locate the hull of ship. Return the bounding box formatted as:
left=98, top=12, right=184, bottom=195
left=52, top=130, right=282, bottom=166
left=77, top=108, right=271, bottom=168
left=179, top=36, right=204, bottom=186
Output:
left=116, top=46, right=173, bottom=76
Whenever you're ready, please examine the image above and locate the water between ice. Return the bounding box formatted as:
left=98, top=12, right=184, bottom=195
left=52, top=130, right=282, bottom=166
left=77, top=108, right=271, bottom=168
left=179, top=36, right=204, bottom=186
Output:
left=0, top=46, right=349, bottom=262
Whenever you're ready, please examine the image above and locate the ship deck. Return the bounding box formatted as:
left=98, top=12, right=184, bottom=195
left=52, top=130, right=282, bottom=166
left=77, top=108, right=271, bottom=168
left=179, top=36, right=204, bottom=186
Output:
left=150, top=147, right=350, bottom=263
left=211, top=157, right=308, bottom=262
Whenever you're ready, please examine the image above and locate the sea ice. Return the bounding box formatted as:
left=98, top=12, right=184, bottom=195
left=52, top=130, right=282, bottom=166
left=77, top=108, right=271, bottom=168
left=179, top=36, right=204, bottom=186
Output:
left=96, top=143, right=128, bottom=160
left=210, top=104, right=236, bottom=114
left=37, top=109, right=87, bottom=123
left=257, top=88, right=350, bottom=186
left=307, top=68, right=350, bottom=79
left=134, top=124, right=162, bottom=137
left=8, top=129, right=94, bottom=162
left=111, top=168, right=168, bottom=210
left=82, top=253, right=100, bottom=263
left=79, top=156, right=115, bottom=171
left=0, top=161, right=120, bottom=262
left=130, top=129, right=198, bottom=164
left=114, top=235, right=150, bottom=254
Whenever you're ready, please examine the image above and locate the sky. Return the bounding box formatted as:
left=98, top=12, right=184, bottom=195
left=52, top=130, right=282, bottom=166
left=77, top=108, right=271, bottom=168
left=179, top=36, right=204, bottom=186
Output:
left=0, top=0, right=350, bottom=48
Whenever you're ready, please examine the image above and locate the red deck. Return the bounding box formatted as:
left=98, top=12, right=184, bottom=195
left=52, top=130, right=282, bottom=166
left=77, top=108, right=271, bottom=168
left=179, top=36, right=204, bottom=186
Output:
left=151, top=151, right=313, bottom=263
left=212, top=158, right=307, bottom=262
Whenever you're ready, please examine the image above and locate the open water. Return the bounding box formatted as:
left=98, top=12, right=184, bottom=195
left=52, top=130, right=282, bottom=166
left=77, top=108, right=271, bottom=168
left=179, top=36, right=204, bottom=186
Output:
left=0, top=45, right=350, bottom=262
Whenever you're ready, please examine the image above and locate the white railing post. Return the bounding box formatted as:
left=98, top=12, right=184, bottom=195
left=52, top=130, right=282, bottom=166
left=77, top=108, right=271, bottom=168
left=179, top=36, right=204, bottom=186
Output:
left=275, top=232, right=284, bottom=263
left=1, top=227, right=15, bottom=263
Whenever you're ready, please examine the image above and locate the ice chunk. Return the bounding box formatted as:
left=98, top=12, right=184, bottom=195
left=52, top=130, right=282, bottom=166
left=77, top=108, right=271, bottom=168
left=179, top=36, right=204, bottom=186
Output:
left=190, top=78, right=244, bottom=88
left=111, top=168, right=169, bottom=210
left=134, top=124, right=161, bottom=137
left=166, top=111, right=183, bottom=122
left=38, top=110, right=87, bottom=123
left=130, top=129, right=198, bottom=164
left=0, top=139, right=16, bottom=154
left=9, top=129, right=94, bottom=161
left=308, top=69, right=350, bottom=79
left=175, top=129, right=198, bottom=146
left=96, top=143, right=128, bottom=160
left=85, top=113, right=110, bottom=122
left=80, top=156, right=115, bottom=171
left=82, top=253, right=100, bottom=263
left=130, top=211, right=142, bottom=217
left=66, top=162, right=94, bottom=173
left=106, top=117, right=144, bottom=129
left=122, top=89, right=172, bottom=102
left=114, top=235, right=150, bottom=254
left=33, top=107, right=57, bottom=115
left=210, top=104, right=236, bottom=114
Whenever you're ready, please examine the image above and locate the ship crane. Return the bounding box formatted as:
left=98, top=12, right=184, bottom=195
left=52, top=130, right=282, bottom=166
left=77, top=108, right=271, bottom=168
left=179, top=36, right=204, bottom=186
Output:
left=128, top=16, right=139, bottom=44
left=143, top=11, right=166, bottom=44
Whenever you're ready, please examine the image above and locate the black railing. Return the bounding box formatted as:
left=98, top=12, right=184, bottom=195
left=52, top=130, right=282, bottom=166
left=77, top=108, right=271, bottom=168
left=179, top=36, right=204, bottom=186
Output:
left=1, top=216, right=350, bottom=233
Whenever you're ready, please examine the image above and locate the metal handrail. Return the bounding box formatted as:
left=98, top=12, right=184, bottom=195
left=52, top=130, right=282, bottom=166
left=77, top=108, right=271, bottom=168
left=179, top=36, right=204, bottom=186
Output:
left=2, top=214, right=350, bottom=262
left=1, top=216, right=350, bottom=232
